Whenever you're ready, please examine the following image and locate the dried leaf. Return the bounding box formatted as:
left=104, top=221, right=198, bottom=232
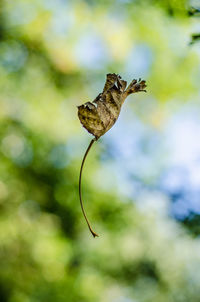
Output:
left=78, top=73, right=146, bottom=139
left=78, top=73, right=147, bottom=238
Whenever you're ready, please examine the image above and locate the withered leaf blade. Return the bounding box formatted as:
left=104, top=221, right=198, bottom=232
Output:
left=78, top=73, right=147, bottom=139
left=78, top=73, right=147, bottom=238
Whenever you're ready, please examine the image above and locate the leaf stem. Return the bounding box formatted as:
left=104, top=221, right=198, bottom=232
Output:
left=79, top=138, right=99, bottom=238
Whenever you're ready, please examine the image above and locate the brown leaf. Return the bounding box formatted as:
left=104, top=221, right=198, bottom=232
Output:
left=78, top=73, right=146, bottom=139
left=78, top=73, right=147, bottom=238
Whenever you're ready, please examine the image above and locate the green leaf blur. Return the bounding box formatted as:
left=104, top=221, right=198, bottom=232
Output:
left=1, top=0, right=200, bottom=301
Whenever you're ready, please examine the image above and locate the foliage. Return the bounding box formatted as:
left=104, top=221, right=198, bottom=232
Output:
left=0, top=0, right=200, bottom=301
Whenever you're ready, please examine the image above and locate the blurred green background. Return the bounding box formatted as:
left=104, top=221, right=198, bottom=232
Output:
left=1, top=0, right=200, bottom=301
